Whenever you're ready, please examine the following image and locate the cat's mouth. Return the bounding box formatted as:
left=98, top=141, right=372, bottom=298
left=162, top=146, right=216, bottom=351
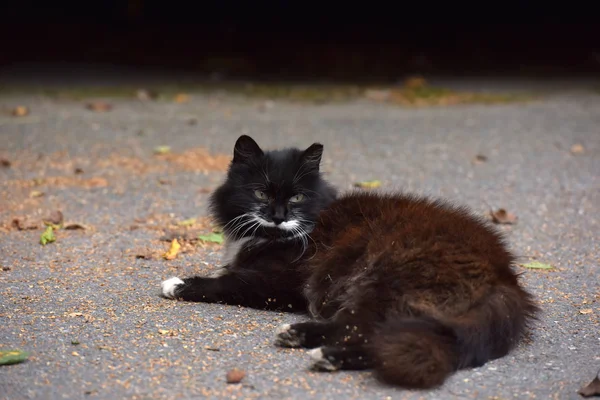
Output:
left=255, top=216, right=300, bottom=232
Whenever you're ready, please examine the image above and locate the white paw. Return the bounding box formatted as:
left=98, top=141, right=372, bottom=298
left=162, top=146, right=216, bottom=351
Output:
left=161, top=277, right=184, bottom=299
left=274, top=323, right=303, bottom=348
left=308, top=347, right=338, bottom=371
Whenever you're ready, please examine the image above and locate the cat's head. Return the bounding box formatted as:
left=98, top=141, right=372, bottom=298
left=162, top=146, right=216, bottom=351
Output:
left=209, top=135, right=337, bottom=242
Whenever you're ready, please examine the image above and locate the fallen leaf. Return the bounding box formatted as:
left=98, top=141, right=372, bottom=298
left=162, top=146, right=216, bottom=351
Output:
left=71, top=351, right=80, bottom=357
left=0, top=350, right=29, bottom=365
left=158, top=329, right=170, bottom=335
left=40, top=226, right=56, bottom=245
left=177, top=218, right=197, bottom=227
left=579, top=372, right=600, bottom=397
left=519, top=261, right=554, bottom=270
left=136, top=89, right=158, bottom=101
left=154, top=146, right=171, bottom=155
left=198, top=232, right=224, bottom=244
left=354, top=180, right=382, bottom=189
left=11, top=106, right=29, bottom=117
left=570, top=143, right=585, bottom=155
left=71, top=340, right=80, bottom=345
left=473, top=154, right=488, bottom=164
left=64, top=223, right=87, bottom=230
left=0, top=158, right=10, bottom=167
left=489, top=208, right=518, bottom=225
left=404, top=76, right=427, bottom=89
left=579, top=309, right=593, bottom=315
left=174, top=93, right=190, bottom=103
left=162, top=239, right=181, bottom=260
left=43, top=210, right=64, bottom=229
left=226, top=368, right=245, bottom=384
left=29, top=190, right=44, bottom=198
left=12, top=217, right=38, bottom=230
left=85, top=102, right=112, bottom=112
left=68, top=312, right=84, bottom=317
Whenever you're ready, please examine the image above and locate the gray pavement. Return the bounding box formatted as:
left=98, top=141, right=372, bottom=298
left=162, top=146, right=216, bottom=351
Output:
left=0, top=78, right=599, bottom=399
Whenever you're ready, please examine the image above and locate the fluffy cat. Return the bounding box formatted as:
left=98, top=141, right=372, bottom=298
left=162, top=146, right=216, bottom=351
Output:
left=161, top=135, right=539, bottom=389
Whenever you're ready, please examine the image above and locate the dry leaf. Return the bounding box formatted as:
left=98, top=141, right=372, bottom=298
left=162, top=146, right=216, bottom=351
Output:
left=519, top=261, right=554, bottom=270
left=68, top=312, right=84, bottom=317
left=489, top=208, right=518, bottom=225
left=579, top=372, right=600, bottom=397
left=570, top=144, right=585, bottom=155
left=86, top=102, right=113, bottom=112
left=177, top=218, right=197, bottom=227
left=12, top=217, right=38, bottom=230
left=154, top=146, right=171, bottom=155
left=158, top=329, right=170, bottom=335
left=404, top=76, right=427, bottom=89
left=74, top=167, right=84, bottom=174
left=354, top=180, right=382, bottom=189
left=11, top=106, right=29, bottom=117
left=64, top=223, right=87, bottom=230
left=579, top=309, right=593, bottom=315
left=162, top=239, right=181, bottom=260
left=174, top=93, right=190, bottom=103
left=0, top=158, right=11, bottom=167
left=43, top=210, right=64, bottom=228
left=226, top=368, right=245, bottom=384
left=473, top=154, right=488, bottom=164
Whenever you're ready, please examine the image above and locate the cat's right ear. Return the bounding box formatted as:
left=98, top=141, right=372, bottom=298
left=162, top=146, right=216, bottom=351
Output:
left=233, top=135, right=264, bottom=163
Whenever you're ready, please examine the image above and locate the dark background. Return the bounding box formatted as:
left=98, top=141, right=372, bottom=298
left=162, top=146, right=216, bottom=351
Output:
left=1, top=1, right=599, bottom=82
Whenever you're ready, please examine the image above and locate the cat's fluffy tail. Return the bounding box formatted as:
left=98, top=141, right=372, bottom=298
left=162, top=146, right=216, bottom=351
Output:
left=369, top=285, right=538, bottom=389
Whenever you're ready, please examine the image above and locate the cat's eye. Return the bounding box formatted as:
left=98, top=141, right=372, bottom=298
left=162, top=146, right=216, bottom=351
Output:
left=254, top=190, right=268, bottom=200
left=289, top=194, right=305, bottom=203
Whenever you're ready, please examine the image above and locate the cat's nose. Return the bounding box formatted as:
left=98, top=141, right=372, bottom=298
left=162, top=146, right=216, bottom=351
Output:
left=272, top=207, right=286, bottom=225
left=272, top=216, right=285, bottom=225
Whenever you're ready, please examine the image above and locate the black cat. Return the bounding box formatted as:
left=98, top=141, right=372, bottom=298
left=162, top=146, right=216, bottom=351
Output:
left=161, top=135, right=539, bottom=389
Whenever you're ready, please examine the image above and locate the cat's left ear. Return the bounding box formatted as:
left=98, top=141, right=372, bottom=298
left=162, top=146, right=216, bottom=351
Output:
left=301, top=143, right=324, bottom=171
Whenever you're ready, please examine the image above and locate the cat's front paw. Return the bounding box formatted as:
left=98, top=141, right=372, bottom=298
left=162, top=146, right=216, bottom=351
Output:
left=274, top=324, right=304, bottom=348
left=161, top=277, right=184, bottom=299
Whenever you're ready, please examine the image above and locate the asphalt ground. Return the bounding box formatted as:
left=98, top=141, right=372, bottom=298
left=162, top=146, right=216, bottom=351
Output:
left=0, top=78, right=599, bottom=399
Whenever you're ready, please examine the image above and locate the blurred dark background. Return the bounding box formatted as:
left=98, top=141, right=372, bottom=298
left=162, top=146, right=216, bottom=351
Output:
left=1, top=1, right=599, bottom=82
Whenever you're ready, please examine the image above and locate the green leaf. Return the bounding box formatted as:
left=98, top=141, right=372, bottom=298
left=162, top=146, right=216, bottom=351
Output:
left=520, top=261, right=554, bottom=270
left=354, top=180, right=382, bottom=189
left=198, top=232, right=224, bottom=244
left=40, top=226, right=56, bottom=246
left=177, top=218, right=196, bottom=227
left=153, top=146, right=171, bottom=155
left=0, top=350, right=29, bottom=365
left=71, top=340, right=80, bottom=345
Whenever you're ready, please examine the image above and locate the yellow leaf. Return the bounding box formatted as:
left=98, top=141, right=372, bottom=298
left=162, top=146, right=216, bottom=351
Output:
left=163, top=239, right=181, bottom=260
left=354, top=180, right=382, bottom=189
left=174, top=93, right=190, bottom=103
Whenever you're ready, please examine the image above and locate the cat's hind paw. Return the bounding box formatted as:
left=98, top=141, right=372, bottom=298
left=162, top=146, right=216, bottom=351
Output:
left=308, top=347, right=338, bottom=371
left=161, top=277, right=184, bottom=299
left=274, top=324, right=304, bottom=348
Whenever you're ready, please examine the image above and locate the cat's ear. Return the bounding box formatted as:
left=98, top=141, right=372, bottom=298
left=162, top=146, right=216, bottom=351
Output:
left=301, top=143, right=324, bottom=171
left=233, top=135, right=264, bottom=163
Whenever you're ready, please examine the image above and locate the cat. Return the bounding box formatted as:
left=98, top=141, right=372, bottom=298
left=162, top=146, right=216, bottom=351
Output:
left=160, top=135, right=539, bottom=389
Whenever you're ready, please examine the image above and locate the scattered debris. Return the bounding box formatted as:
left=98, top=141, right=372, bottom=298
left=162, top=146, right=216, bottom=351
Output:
left=158, top=178, right=171, bottom=185
left=177, top=218, right=197, bottom=227
left=71, top=340, right=80, bottom=345
left=11, top=106, right=29, bottom=117
left=204, top=346, right=220, bottom=352
left=43, top=211, right=64, bottom=229
left=64, top=223, right=87, bottom=230
left=579, top=309, right=593, bottom=315
left=153, top=146, right=171, bottom=155
left=226, top=368, right=246, bottom=384
left=11, top=217, right=38, bottom=230
left=354, top=180, right=382, bottom=189
left=519, top=261, right=554, bottom=270
left=0, top=350, right=29, bottom=366
left=158, top=329, right=171, bottom=335
left=489, top=208, right=518, bottom=225
left=2, top=266, right=10, bottom=271
left=0, top=158, right=11, bottom=167
left=571, top=144, right=585, bottom=155
left=198, top=232, right=224, bottom=245
left=40, top=226, right=56, bottom=245
left=136, top=89, right=158, bottom=101
left=29, top=190, right=44, bottom=198
left=579, top=371, right=600, bottom=397
left=162, top=239, right=181, bottom=260
left=473, top=154, right=488, bottom=164
left=174, top=93, right=190, bottom=104
left=74, top=167, right=84, bottom=174
left=85, top=102, right=113, bottom=112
